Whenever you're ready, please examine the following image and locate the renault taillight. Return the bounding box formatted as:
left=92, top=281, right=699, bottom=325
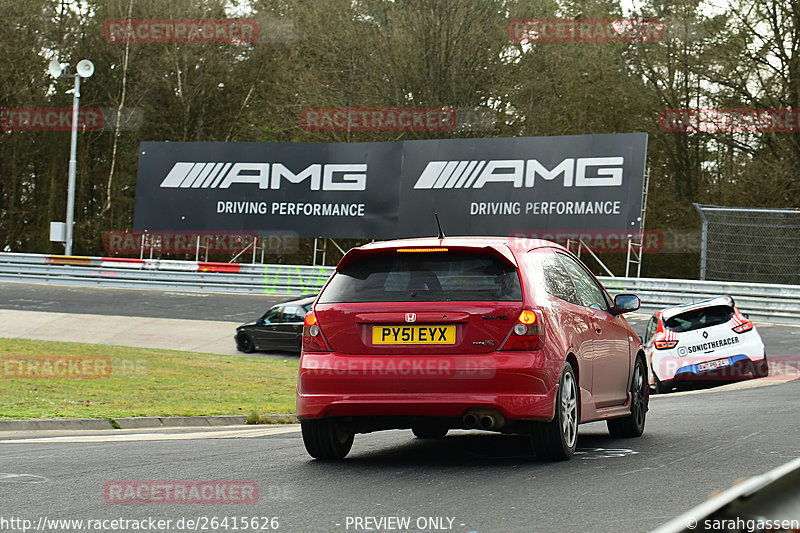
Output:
left=654, top=339, right=678, bottom=350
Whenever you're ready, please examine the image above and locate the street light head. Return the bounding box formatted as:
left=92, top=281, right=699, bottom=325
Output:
left=48, top=59, right=64, bottom=78
left=76, top=59, right=94, bottom=78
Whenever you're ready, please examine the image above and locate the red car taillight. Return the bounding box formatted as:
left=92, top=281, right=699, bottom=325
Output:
left=654, top=340, right=678, bottom=350
left=732, top=321, right=753, bottom=333
left=500, top=309, right=544, bottom=351
left=302, top=311, right=329, bottom=352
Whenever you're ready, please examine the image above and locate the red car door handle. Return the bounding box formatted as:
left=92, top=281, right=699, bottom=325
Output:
left=595, top=327, right=602, bottom=335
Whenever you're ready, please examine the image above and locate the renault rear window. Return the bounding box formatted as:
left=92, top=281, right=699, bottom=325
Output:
left=318, top=253, right=522, bottom=303
left=664, top=305, right=734, bottom=333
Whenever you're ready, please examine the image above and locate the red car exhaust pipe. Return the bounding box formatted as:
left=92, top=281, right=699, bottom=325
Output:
left=479, top=415, right=496, bottom=430
left=462, top=408, right=506, bottom=430
left=463, top=413, right=478, bottom=428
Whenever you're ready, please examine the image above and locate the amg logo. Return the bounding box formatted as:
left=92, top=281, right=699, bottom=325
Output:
left=159, top=162, right=367, bottom=190
left=413, top=157, right=624, bottom=189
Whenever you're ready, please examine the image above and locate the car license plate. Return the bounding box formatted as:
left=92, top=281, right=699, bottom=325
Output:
left=372, top=325, right=456, bottom=345
left=697, top=359, right=729, bottom=372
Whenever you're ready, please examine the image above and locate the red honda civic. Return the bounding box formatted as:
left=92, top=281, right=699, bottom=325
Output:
left=296, top=237, right=647, bottom=460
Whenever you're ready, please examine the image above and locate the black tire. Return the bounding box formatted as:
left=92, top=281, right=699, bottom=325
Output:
left=752, top=355, right=769, bottom=378
left=236, top=333, right=254, bottom=353
left=651, top=365, right=671, bottom=394
left=300, top=418, right=354, bottom=460
left=411, top=424, right=448, bottom=439
left=653, top=378, right=672, bottom=394
left=531, top=363, right=578, bottom=461
left=608, top=357, right=648, bottom=438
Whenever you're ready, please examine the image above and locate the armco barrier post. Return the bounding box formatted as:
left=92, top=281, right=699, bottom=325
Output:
left=694, top=202, right=708, bottom=280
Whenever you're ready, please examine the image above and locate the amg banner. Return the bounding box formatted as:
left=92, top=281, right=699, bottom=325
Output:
left=133, top=133, right=647, bottom=238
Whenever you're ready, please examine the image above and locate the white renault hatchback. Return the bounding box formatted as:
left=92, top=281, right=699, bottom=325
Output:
left=644, top=296, right=768, bottom=393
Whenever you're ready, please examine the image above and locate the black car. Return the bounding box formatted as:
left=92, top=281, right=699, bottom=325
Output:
left=235, top=296, right=315, bottom=354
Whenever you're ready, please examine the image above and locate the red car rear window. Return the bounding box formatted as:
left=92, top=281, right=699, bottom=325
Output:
left=318, top=253, right=522, bottom=303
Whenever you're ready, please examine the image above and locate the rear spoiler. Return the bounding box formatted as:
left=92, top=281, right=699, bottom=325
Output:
left=336, top=244, right=518, bottom=271
left=661, top=296, right=735, bottom=322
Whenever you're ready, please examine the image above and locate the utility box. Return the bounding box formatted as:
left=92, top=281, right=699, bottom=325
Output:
left=50, top=221, right=66, bottom=242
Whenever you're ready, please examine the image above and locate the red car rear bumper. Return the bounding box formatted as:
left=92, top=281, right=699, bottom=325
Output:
left=295, top=350, right=561, bottom=421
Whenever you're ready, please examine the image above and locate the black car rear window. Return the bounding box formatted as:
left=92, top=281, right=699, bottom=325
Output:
left=664, top=305, right=734, bottom=333
left=318, top=253, right=522, bottom=303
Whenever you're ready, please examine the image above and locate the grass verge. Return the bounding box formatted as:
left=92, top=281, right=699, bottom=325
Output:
left=0, top=338, right=298, bottom=420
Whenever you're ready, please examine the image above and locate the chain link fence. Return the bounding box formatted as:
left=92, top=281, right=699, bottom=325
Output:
left=694, top=204, right=800, bottom=284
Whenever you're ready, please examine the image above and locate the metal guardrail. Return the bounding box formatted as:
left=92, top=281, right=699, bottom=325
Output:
left=2, top=252, right=800, bottom=323
left=600, top=277, right=800, bottom=324
left=652, top=456, right=800, bottom=533
left=0, top=253, right=332, bottom=296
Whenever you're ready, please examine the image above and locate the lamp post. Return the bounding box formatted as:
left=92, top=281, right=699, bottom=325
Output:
left=48, top=58, right=94, bottom=256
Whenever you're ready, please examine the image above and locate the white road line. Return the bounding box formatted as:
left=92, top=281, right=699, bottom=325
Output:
left=0, top=426, right=300, bottom=444
left=0, top=473, right=50, bottom=483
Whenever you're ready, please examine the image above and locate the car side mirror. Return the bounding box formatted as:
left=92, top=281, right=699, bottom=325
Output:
left=613, top=293, right=640, bottom=314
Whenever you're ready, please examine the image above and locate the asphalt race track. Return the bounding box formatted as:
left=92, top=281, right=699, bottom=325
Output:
left=1, top=281, right=800, bottom=532
left=0, top=380, right=798, bottom=533
left=1, top=282, right=799, bottom=354
left=0, top=282, right=287, bottom=323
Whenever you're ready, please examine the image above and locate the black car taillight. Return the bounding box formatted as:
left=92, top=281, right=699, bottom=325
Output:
left=500, top=309, right=544, bottom=351
left=302, top=311, right=329, bottom=352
